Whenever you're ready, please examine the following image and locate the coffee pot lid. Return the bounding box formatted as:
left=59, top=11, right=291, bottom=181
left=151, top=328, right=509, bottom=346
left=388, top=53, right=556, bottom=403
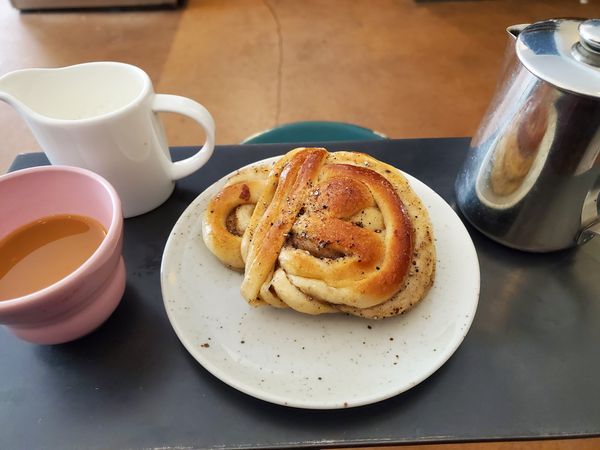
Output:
left=516, top=18, right=600, bottom=98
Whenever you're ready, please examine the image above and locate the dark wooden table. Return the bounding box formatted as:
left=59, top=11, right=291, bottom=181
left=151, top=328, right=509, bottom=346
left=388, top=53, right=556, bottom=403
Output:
left=2, top=138, right=599, bottom=449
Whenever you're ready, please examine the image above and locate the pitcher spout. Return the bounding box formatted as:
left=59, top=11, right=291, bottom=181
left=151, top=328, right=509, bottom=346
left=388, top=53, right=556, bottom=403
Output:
left=0, top=67, right=37, bottom=110
left=506, top=23, right=529, bottom=40
left=0, top=74, right=16, bottom=104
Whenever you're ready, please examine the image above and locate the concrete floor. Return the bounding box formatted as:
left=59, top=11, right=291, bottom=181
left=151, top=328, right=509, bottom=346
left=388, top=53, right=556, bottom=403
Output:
left=2, top=0, right=600, bottom=172
left=1, top=1, right=599, bottom=448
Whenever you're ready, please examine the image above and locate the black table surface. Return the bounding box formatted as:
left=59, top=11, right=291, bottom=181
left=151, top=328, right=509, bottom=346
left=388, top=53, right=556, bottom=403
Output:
left=2, top=138, right=599, bottom=449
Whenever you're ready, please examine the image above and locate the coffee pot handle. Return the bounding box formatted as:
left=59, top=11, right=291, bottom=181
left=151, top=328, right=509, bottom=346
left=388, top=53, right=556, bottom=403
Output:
left=152, top=94, right=216, bottom=180
left=578, top=175, right=600, bottom=244
left=580, top=219, right=600, bottom=243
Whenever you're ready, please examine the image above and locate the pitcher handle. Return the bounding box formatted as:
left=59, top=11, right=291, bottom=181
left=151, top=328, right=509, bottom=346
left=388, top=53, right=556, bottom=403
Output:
left=152, top=94, right=216, bottom=180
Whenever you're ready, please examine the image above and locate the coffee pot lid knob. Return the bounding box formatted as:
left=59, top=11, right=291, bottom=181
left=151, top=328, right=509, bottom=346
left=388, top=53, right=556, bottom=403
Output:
left=579, top=19, right=600, bottom=53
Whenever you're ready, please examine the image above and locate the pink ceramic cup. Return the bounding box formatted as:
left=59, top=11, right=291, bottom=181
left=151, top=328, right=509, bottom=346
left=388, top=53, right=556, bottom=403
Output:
left=0, top=165, right=125, bottom=344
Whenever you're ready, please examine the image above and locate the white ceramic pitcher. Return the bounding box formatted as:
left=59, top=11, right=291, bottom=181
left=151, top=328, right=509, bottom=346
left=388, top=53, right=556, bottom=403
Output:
left=0, top=62, right=215, bottom=217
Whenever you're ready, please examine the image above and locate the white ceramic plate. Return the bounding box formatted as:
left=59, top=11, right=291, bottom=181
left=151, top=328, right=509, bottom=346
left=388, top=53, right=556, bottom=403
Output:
left=161, top=157, right=480, bottom=409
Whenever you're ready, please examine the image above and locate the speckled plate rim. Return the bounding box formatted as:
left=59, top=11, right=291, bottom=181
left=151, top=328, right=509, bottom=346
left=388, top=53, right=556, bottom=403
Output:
left=160, top=156, right=480, bottom=409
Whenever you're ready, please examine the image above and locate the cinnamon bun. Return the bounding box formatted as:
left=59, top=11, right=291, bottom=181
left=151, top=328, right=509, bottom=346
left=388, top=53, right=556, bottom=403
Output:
left=203, top=147, right=435, bottom=319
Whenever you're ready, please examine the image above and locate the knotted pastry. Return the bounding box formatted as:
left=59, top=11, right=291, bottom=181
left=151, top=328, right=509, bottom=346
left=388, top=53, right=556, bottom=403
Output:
left=203, top=147, right=435, bottom=319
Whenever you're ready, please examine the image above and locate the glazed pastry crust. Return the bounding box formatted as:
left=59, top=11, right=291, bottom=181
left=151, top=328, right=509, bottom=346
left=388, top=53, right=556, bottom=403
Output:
left=203, top=147, right=436, bottom=319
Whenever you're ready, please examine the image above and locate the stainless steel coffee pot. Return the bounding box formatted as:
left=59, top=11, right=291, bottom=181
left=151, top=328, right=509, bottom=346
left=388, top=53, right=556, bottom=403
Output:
left=456, top=18, right=600, bottom=252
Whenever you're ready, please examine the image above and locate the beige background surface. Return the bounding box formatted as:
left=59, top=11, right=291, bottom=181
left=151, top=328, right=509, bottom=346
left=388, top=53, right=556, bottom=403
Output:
left=2, top=0, right=600, bottom=173
left=1, top=1, right=599, bottom=448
